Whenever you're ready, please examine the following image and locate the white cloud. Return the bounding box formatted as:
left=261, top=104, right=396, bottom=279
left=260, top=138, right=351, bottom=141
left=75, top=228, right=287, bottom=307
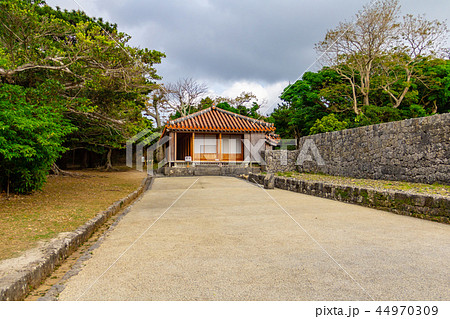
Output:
left=215, top=80, right=288, bottom=115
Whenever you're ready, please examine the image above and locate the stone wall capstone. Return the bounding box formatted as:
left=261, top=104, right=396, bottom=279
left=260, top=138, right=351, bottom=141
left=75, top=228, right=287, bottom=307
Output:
left=264, top=113, right=450, bottom=184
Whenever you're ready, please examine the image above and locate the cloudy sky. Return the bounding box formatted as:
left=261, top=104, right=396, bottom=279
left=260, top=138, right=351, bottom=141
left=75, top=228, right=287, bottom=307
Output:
left=46, top=0, right=449, bottom=114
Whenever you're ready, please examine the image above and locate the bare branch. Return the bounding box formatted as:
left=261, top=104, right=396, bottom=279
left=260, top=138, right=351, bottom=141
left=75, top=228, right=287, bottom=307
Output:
left=165, top=78, right=208, bottom=116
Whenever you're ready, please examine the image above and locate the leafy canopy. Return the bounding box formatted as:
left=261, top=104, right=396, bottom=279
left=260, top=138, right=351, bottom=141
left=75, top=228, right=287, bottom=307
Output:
left=0, top=0, right=165, bottom=193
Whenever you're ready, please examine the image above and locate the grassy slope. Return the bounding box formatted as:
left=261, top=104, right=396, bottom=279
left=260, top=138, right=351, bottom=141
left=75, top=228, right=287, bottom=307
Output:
left=0, top=169, right=146, bottom=260
left=274, top=171, right=450, bottom=197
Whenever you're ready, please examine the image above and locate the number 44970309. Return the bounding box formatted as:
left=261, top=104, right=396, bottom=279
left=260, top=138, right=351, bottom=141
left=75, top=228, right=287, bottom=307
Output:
left=376, top=305, right=438, bottom=316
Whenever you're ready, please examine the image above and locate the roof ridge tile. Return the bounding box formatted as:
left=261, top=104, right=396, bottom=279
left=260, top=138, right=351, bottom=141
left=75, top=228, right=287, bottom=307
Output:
left=164, top=106, right=275, bottom=134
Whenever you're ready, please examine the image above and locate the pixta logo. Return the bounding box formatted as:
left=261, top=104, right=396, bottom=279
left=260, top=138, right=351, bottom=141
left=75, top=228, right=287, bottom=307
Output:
left=275, top=138, right=325, bottom=166
left=126, top=129, right=170, bottom=175
left=296, top=139, right=325, bottom=166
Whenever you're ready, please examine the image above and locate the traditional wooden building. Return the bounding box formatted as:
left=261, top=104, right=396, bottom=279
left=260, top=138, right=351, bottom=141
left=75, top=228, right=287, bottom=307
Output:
left=160, top=106, right=279, bottom=166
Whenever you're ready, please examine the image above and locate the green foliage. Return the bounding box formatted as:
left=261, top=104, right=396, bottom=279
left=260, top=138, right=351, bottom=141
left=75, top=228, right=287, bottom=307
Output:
left=0, top=0, right=165, bottom=192
left=34, top=2, right=118, bottom=33
left=310, top=114, right=348, bottom=135
left=405, top=104, right=427, bottom=118
left=198, top=97, right=214, bottom=109
left=355, top=105, right=402, bottom=126
left=267, top=104, right=297, bottom=139
left=415, top=58, right=450, bottom=114
left=269, top=68, right=348, bottom=138
left=271, top=58, right=449, bottom=138
left=271, top=1, right=448, bottom=138
left=216, top=102, right=262, bottom=119
left=0, top=82, right=75, bottom=193
left=354, top=104, right=427, bottom=126
left=216, top=102, right=240, bottom=114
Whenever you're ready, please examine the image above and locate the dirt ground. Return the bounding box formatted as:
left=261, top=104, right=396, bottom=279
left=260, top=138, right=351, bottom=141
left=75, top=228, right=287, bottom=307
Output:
left=0, top=168, right=146, bottom=260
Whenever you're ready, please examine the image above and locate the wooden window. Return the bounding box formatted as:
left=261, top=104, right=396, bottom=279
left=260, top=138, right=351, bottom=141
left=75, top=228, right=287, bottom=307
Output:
left=222, top=135, right=242, bottom=154
left=194, top=134, right=218, bottom=161
left=194, top=134, right=217, bottom=154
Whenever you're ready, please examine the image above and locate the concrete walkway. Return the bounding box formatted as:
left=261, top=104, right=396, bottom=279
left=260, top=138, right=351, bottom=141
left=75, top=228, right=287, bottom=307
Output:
left=58, top=176, right=449, bottom=301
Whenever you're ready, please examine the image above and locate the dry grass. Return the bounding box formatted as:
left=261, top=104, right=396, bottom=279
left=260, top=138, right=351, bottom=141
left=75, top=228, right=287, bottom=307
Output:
left=0, top=168, right=147, bottom=260
left=275, top=171, right=450, bottom=197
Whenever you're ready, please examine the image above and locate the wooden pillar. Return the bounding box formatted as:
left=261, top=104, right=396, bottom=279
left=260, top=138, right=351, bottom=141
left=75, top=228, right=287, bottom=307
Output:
left=174, top=131, right=177, bottom=163
left=191, top=132, right=195, bottom=160
left=241, top=134, right=244, bottom=161
left=168, top=132, right=173, bottom=165
left=218, top=133, right=222, bottom=161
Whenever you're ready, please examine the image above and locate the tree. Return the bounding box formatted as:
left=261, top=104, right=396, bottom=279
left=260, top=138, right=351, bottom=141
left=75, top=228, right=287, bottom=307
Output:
left=198, top=96, right=215, bottom=109
left=0, top=0, right=165, bottom=191
left=378, top=14, right=448, bottom=108
left=271, top=58, right=449, bottom=139
left=316, top=0, right=448, bottom=114
left=212, top=101, right=263, bottom=119
left=316, top=0, right=400, bottom=114
left=0, top=0, right=164, bottom=128
left=267, top=104, right=298, bottom=139
left=415, top=58, right=450, bottom=114
left=272, top=68, right=349, bottom=138
left=145, top=86, right=168, bottom=128
left=214, top=91, right=259, bottom=108
left=165, top=85, right=265, bottom=122
left=165, top=78, right=208, bottom=117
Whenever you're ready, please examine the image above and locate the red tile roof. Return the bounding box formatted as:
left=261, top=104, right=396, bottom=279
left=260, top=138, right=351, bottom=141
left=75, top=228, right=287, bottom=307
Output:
left=265, top=132, right=281, bottom=146
left=163, top=106, right=276, bottom=133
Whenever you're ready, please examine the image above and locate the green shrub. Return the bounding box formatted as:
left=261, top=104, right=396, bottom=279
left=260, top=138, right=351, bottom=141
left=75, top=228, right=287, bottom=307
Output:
left=402, top=104, right=427, bottom=118
left=0, top=82, right=75, bottom=194
left=310, top=113, right=348, bottom=135
left=355, top=105, right=402, bottom=126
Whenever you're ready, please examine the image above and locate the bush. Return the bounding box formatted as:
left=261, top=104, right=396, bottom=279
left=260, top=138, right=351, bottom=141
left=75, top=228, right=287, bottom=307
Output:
left=402, top=104, right=427, bottom=118
left=355, top=105, right=403, bottom=126
left=0, top=82, right=75, bottom=194
left=310, top=113, right=348, bottom=135
left=354, top=104, right=428, bottom=127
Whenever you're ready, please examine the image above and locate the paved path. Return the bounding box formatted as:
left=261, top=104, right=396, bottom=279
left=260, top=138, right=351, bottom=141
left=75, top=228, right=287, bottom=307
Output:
left=58, top=176, right=449, bottom=301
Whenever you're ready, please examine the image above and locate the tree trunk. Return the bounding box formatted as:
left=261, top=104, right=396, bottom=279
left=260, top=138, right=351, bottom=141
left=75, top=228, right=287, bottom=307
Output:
left=363, top=93, right=370, bottom=107
left=7, top=173, right=10, bottom=199
left=393, top=86, right=410, bottom=108
left=431, top=100, right=438, bottom=114
left=153, top=100, right=161, bottom=128
left=339, top=71, right=360, bottom=115
left=155, top=111, right=161, bottom=128
left=361, top=66, right=371, bottom=107
left=81, top=150, right=88, bottom=168
left=104, top=148, right=116, bottom=171
left=51, top=163, right=63, bottom=175
left=351, top=82, right=360, bottom=115
left=392, top=71, right=412, bottom=108
left=51, top=163, right=81, bottom=177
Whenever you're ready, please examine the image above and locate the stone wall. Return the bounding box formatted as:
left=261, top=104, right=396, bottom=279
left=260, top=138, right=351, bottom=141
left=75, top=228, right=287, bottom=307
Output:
left=264, top=113, right=450, bottom=184
left=161, top=165, right=261, bottom=176
left=264, top=149, right=299, bottom=173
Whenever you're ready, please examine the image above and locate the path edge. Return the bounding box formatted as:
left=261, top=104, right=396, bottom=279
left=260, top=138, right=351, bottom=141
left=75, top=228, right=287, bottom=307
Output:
left=243, top=173, right=449, bottom=224
left=0, top=175, right=153, bottom=301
